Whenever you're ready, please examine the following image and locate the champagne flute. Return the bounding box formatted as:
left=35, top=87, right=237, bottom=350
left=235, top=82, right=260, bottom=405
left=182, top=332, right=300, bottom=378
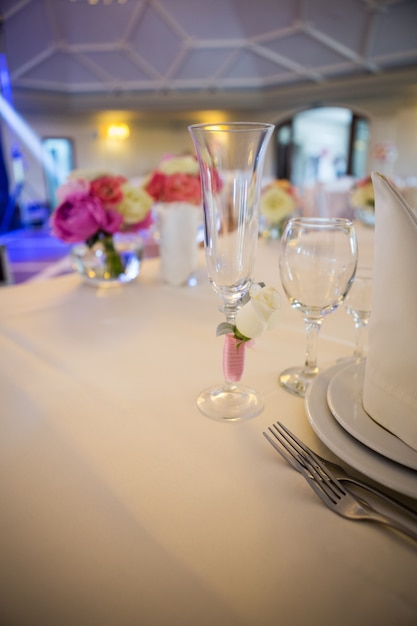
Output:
left=345, top=266, right=373, bottom=360
left=279, top=217, right=358, bottom=397
left=188, top=122, right=274, bottom=421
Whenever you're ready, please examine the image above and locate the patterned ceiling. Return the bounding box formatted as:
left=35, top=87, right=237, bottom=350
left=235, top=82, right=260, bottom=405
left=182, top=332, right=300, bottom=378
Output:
left=1, top=0, right=417, bottom=113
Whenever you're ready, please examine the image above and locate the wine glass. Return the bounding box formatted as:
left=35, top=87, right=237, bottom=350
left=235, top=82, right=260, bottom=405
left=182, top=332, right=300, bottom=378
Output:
left=279, top=217, right=358, bottom=397
left=345, top=266, right=373, bottom=360
left=188, top=122, right=274, bottom=421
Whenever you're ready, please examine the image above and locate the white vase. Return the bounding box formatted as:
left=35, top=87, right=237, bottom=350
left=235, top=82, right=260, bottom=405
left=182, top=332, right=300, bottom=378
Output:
left=156, top=202, right=200, bottom=286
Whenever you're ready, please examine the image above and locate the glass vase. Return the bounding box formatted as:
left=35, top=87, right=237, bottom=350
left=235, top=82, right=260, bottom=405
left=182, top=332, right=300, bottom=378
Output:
left=70, top=232, right=144, bottom=287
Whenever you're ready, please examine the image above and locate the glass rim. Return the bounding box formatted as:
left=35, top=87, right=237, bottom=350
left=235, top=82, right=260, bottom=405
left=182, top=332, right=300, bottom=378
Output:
left=286, top=217, right=354, bottom=228
left=188, top=122, right=275, bottom=132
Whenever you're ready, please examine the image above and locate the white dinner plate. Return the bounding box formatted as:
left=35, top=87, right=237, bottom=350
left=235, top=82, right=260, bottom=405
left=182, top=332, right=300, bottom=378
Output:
left=305, top=362, right=417, bottom=499
left=327, top=361, right=417, bottom=471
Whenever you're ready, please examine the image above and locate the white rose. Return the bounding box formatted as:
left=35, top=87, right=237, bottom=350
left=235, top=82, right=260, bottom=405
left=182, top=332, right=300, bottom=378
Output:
left=117, top=183, right=153, bottom=224
left=235, top=284, right=281, bottom=339
left=159, top=155, right=200, bottom=176
left=260, top=185, right=296, bottom=223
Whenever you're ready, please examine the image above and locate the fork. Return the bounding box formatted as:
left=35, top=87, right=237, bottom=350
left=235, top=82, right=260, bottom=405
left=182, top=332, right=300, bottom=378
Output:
left=267, top=422, right=417, bottom=520
left=264, top=422, right=417, bottom=542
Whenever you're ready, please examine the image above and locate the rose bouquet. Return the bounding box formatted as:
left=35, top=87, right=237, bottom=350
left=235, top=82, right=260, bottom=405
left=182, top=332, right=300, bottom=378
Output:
left=141, top=154, right=204, bottom=286
left=260, top=179, right=297, bottom=238
left=350, top=176, right=374, bottom=209
left=143, top=154, right=202, bottom=205
left=51, top=170, right=154, bottom=279
left=216, top=283, right=281, bottom=381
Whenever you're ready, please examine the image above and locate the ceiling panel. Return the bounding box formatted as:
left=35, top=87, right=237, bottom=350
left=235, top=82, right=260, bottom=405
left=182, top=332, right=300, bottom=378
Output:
left=52, top=2, right=140, bottom=45
left=25, top=50, right=105, bottom=86
left=130, top=4, right=183, bottom=76
left=265, top=33, right=349, bottom=69
left=225, top=49, right=290, bottom=83
left=85, top=50, right=151, bottom=82
left=175, top=49, right=237, bottom=81
left=305, top=0, right=367, bottom=51
left=370, top=3, right=417, bottom=56
left=1, top=0, right=416, bottom=114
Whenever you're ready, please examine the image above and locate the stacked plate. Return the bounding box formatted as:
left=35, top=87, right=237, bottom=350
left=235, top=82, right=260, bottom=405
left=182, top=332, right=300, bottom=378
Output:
left=305, top=360, right=417, bottom=498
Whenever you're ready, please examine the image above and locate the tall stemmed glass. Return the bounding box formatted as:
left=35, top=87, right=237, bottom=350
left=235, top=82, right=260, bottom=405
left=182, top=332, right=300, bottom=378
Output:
left=345, top=266, right=373, bottom=360
left=188, top=122, right=274, bottom=421
left=279, top=217, right=358, bottom=397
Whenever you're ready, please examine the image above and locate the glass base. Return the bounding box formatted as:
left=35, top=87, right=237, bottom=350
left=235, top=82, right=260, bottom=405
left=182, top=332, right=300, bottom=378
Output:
left=279, top=366, right=319, bottom=398
left=196, top=383, right=264, bottom=421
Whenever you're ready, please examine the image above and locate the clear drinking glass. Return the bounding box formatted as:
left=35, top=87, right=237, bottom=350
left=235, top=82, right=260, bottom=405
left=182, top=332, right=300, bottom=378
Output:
left=188, top=122, right=274, bottom=421
left=279, top=217, right=358, bottom=397
left=345, top=266, right=373, bottom=360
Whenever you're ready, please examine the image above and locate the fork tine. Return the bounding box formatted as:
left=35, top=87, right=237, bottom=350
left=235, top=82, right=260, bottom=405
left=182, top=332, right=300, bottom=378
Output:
left=265, top=423, right=417, bottom=541
left=271, top=423, right=345, bottom=503
left=263, top=428, right=305, bottom=473
left=265, top=426, right=340, bottom=507
left=275, top=425, right=417, bottom=520
left=275, top=422, right=347, bottom=498
left=265, top=425, right=338, bottom=503
left=296, top=466, right=340, bottom=508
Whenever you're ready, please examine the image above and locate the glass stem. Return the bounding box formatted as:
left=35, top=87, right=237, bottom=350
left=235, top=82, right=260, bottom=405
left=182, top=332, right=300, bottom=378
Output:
left=303, top=318, right=322, bottom=376
left=222, top=303, right=237, bottom=325
left=354, top=322, right=367, bottom=359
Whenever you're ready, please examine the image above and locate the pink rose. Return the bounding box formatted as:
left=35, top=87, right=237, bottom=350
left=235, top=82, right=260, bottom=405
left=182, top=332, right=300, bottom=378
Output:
left=100, top=206, right=125, bottom=234
left=163, top=173, right=201, bottom=204
left=145, top=171, right=167, bottom=202
left=51, top=195, right=123, bottom=243
left=56, top=178, right=90, bottom=203
left=125, top=210, right=154, bottom=232
left=201, top=164, right=222, bottom=194
left=90, top=175, right=126, bottom=208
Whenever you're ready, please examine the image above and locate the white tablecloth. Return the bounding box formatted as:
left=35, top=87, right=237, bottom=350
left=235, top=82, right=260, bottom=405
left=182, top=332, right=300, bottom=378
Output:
left=1, top=224, right=416, bottom=626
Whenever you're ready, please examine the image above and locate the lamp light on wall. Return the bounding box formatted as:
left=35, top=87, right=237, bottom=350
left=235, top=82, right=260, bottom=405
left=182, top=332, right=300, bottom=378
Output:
left=106, top=123, right=130, bottom=140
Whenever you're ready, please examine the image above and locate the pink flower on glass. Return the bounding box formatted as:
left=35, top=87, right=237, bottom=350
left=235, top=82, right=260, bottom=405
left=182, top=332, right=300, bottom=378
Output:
left=90, top=175, right=126, bottom=208
left=222, top=334, right=246, bottom=383
left=163, top=173, right=201, bottom=204
left=51, top=195, right=123, bottom=243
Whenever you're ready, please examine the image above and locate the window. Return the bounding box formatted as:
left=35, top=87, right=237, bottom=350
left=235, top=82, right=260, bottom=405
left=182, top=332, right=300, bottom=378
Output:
left=42, top=138, right=74, bottom=209
left=275, top=107, right=370, bottom=186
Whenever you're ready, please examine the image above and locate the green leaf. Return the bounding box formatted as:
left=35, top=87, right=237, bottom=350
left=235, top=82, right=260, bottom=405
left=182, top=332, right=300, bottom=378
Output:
left=234, top=328, right=251, bottom=343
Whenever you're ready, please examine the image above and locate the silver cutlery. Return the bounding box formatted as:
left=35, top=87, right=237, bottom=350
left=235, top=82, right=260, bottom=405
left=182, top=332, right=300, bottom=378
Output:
left=267, top=421, right=417, bottom=519
left=264, top=422, right=417, bottom=542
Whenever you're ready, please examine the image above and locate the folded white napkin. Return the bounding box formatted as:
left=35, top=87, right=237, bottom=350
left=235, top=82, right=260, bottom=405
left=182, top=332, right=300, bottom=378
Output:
left=362, top=173, right=417, bottom=451
left=402, top=186, right=417, bottom=211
